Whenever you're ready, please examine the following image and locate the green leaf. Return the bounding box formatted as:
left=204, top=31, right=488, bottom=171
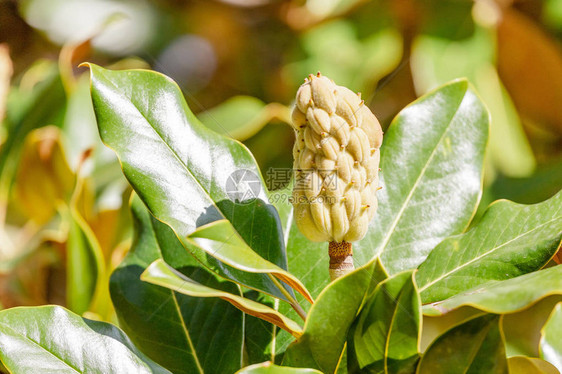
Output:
left=237, top=362, right=322, bottom=373
left=0, top=60, right=65, bottom=175
left=475, top=64, right=536, bottom=178
left=417, top=191, right=562, bottom=304
left=141, top=259, right=303, bottom=338
left=356, top=79, right=489, bottom=273
left=282, top=259, right=387, bottom=373
left=0, top=306, right=171, bottom=373
left=418, top=0, right=475, bottom=40
left=198, top=96, right=290, bottom=141
left=274, top=224, right=329, bottom=356
left=66, top=206, right=104, bottom=315
left=545, top=0, right=562, bottom=31
left=420, top=308, right=482, bottom=353
left=86, top=64, right=298, bottom=301
left=423, top=265, right=562, bottom=316
left=110, top=195, right=244, bottom=374
left=417, top=314, right=507, bottom=374
left=540, top=302, right=562, bottom=372
left=167, top=215, right=313, bottom=360
left=348, top=271, right=421, bottom=373
left=289, top=20, right=402, bottom=94
left=184, top=220, right=312, bottom=303
left=502, top=296, right=562, bottom=358
left=271, top=184, right=331, bottom=357
left=62, top=74, right=101, bottom=167
left=411, top=29, right=535, bottom=178
left=243, top=292, right=279, bottom=364
left=0, top=60, right=66, bottom=229
left=279, top=184, right=330, bottom=301
left=66, top=177, right=107, bottom=316
left=283, top=225, right=329, bottom=301
left=487, top=158, right=562, bottom=205
left=507, top=357, right=559, bottom=374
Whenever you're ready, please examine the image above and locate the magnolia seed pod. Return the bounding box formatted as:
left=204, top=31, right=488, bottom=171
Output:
left=291, top=73, right=383, bottom=280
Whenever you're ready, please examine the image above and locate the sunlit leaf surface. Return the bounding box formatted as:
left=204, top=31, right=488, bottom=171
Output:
left=356, top=79, right=489, bottom=273
left=0, top=306, right=171, bottom=373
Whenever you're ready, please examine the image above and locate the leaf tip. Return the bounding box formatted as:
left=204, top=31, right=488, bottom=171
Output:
left=448, top=77, right=470, bottom=91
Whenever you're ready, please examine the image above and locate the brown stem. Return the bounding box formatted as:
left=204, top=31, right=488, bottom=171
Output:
left=291, top=301, right=308, bottom=321
left=328, top=241, right=354, bottom=281
left=267, top=274, right=307, bottom=321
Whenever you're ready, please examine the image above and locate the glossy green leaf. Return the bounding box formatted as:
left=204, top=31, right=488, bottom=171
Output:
left=243, top=291, right=279, bottom=364
left=507, top=357, right=559, bottom=374
left=147, top=200, right=302, bottom=304
left=283, top=223, right=329, bottom=301
left=261, top=183, right=326, bottom=357
left=237, top=362, right=322, bottom=374
left=86, top=64, right=297, bottom=301
left=198, top=96, right=290, bottom=141
left=417, top=191, right=562, bottom=303
left=417, top=314, right=507, bottom=374
left=420, top=308, right=483, bottom=353
left=540, top=302, right=562, bottom=372
left=283, top=259, right=387, bottom=373
left=355, top=79, right=489, bottom=273
left=274, top=224, right=329, bottom=356
left=110, top=195, right=244, bottom=374
left=160, top=214, right=310, bottom=362
left=349, top=271, right=421, bottom=373
left=142, top=259, right=303, bottom=337
left=211, top=180, right=315, bottom=360
left=270, top=184, right=331, bottom=356
left=184, top=220, right=312, bottom=303
left=423, top=265, right=562, bottom=316
left=502, top=296, right=562, bottom=358
left=0, top=306, right=171, bottom=373
left=276, top=181, right=330, bottom=301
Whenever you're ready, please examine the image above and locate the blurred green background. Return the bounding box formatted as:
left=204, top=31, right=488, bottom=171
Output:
left=0, top=0, right=561, bottom=321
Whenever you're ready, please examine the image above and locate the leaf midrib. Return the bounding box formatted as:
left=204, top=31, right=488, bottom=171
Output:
left=0, top=321, right=81, bottom=373
left=462, top=321, right=493, bottom=374
left=384, top=287, right=403, bottom=374
left=419, top=215, right=562, bottom=293
left=379, top=89, right=468, bottom=258
left=148, top=218, right=204, bottom=374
